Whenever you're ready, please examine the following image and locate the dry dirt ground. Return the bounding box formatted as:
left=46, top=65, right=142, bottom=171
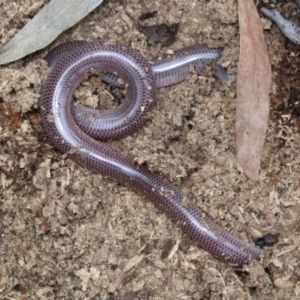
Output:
left=1, top=0, right=300, bottom=299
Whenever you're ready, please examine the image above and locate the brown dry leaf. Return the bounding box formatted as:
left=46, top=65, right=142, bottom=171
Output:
left=0, top=0, right=103, bottom=65
left=236, top=0, right=271, bottom=181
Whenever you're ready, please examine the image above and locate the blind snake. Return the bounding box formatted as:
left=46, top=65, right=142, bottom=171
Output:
left=40, top=41, right=262, bottom=265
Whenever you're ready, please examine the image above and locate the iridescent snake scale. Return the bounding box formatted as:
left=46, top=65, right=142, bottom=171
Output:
left=40, top=41, right=262, bottom=265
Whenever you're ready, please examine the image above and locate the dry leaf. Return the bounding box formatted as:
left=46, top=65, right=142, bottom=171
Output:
left=123, top=255, right=145, bottom=272
left=236, top=0, right=271, bottom=181
left=0, top=0, right=103, bottom=65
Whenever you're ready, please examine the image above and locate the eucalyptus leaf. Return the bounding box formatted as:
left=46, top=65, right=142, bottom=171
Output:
left=0, top=0, right=103, bottom=65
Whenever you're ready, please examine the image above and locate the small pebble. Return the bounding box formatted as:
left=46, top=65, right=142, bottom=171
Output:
left=255, top=233, right=278, bottom=248
left=179, top=238, right=190, bottom=253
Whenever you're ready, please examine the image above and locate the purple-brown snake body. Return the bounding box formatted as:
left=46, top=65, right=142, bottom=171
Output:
left=40, top=41, right=262, bottom=265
